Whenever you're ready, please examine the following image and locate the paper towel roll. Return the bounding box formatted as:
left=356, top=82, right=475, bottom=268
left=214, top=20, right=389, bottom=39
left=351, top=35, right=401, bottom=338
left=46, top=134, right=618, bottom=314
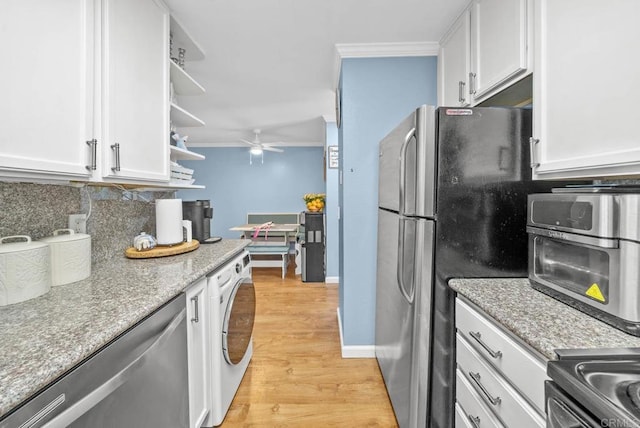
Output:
left=156, top=199, right=184, bottom=245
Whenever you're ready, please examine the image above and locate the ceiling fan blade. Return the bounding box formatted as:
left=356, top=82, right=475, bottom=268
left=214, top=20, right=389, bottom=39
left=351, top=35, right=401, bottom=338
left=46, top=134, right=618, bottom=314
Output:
left=262, top=146, right=284, bottom=153
left=240, top=138, right=258, bottom=146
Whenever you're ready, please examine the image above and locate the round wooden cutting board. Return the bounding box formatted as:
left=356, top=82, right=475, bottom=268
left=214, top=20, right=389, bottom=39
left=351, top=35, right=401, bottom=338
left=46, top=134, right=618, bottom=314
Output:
left=124, top=240, right=200, bottom=259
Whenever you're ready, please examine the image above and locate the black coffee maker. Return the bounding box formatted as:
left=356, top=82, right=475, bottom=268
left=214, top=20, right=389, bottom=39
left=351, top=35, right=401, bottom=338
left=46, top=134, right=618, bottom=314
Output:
left=182, top=200, right=222, bottom=244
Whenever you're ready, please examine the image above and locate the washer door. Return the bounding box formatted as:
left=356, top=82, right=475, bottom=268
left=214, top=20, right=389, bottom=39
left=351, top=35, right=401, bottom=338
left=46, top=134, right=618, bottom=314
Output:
left=222, top=277, right=256, bottom=365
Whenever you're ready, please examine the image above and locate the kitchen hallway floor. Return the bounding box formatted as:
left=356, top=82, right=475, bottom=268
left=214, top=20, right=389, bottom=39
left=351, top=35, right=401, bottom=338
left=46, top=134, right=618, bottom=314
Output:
left=220, top=264, right=398, bottom=427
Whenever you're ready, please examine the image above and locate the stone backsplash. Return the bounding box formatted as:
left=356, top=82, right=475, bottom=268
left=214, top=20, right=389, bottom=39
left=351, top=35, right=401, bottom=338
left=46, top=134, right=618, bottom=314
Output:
left=0, top=183, right=174, bottom=264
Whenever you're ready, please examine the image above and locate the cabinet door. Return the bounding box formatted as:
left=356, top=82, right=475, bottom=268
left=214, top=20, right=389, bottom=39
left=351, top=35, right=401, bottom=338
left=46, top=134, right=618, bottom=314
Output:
left=532, top=0, right=640, bottom=179
left=101, top=0, right=169, bottom=182
left=0, top=0, right=95, bottom=179
left=471, top=0, right=529, bottom=100
left=186, top=277, right=210, bottom=428
left=439, top=8, right=471, bottom=107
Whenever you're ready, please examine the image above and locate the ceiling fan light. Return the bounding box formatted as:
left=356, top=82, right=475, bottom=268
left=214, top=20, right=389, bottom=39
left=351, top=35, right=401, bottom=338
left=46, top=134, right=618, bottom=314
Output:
left=250, top=147, right=263, bottom=155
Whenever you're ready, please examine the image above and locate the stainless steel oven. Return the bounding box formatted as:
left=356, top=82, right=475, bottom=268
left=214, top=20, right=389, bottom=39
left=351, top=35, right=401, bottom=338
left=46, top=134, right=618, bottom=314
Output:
left=546, top=380, right=600, bottom=427
left=546, top=348, right=640, bottom=428
left=527, top=190, right=640, bottom=336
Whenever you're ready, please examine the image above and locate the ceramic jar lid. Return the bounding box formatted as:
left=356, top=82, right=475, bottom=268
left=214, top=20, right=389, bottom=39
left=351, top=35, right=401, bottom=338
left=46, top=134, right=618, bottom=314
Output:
left=41, top=229, right=90, bottom=243
left=0, top=235, right=48, bottom=253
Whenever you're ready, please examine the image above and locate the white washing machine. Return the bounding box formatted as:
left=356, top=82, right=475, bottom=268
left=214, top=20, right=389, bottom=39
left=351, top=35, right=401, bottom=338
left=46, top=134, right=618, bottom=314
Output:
left=205, top=250, right=255, bottom=427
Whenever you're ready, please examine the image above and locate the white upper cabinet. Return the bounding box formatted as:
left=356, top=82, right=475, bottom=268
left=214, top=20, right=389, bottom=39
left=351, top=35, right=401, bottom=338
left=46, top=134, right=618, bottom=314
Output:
left=101, top=0, right=170, bottom=183
left=0, top=0, right=96, bottom=179
left=439, top=8, right=471, bottom=107
left=470, top=0, right=529, bottom=100
left=531, top=0, right=640, bottom=179
left=0, top=0, right=172, bottom=185
left=439, top=0, right=531, bottom=107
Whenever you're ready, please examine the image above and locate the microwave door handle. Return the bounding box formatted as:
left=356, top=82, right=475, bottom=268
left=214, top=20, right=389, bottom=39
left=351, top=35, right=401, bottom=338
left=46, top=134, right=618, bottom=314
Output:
left=41, top=308, right=187, bottom=428
left=399, top=127, right=416, bottom=216
left=526, top=226, right=619, bottom=249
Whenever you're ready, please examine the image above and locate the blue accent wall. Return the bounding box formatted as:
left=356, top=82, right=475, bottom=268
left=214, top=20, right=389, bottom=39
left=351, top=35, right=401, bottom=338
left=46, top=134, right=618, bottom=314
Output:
left=324, top=122, right=339, bottom=279
left=177, top=147, right=325, bottom=239
left=339, top=56, right=437, bottom=346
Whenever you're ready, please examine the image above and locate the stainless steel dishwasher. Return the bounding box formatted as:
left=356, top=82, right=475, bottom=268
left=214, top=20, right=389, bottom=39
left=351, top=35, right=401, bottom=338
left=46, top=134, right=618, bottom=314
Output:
left=1, top=294, right=189, bottom=428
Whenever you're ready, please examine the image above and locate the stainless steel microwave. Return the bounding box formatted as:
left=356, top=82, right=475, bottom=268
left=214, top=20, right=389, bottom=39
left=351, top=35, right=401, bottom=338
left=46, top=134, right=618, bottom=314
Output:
left=527, top=190, right=640, bottom=336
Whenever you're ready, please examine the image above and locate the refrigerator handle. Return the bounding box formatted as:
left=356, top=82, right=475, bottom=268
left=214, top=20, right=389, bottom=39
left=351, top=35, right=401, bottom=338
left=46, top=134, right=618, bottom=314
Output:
left=396, top=218, right=415, bottom=304
left=399, top=127, right=416, bottom=216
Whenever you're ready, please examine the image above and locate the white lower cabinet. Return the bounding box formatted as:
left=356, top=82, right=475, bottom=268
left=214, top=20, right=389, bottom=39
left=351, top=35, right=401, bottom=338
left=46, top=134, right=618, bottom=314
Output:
left=186, top=277, right=210, bottom=428
left=455, top=402, right=478, bottom=428
left=456, top=370, right=504, bottom=428
left=455, top=298, right=547, bottom=427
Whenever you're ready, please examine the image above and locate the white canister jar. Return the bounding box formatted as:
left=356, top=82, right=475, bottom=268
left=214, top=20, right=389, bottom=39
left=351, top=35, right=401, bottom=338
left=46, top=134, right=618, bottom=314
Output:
left=0, top=235, right=51, bottom=306
left=41, top=229, right=91, bottom=286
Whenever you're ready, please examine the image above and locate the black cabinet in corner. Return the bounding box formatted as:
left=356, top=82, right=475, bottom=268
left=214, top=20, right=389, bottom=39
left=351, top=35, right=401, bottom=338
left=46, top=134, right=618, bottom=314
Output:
left=300, top=211, right=325, bottom=282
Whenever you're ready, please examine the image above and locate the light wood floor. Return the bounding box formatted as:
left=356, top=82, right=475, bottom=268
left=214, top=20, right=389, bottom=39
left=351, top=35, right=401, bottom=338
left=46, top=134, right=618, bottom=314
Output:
left=220, top=264, right=398, bottom=427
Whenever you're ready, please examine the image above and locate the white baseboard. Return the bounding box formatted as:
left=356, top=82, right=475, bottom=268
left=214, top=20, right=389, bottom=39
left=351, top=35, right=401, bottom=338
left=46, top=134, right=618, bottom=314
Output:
left=336, top=308, right=376, bottom=358
left=325, top=276, right=339, bottom=283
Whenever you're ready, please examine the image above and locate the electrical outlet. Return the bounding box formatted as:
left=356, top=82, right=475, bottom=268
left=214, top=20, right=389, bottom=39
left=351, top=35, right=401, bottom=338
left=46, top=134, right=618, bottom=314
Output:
left=68, top=214, right=87, bottom=234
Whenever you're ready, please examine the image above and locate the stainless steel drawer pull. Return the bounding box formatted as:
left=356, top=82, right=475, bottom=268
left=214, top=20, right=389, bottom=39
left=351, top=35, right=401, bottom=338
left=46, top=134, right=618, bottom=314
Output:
left=469, top=331, right=502, bottom=359
left=85, top=139, right=97, bottom=171
left=529, top=137, right=540, bottom=168
left=469, top=72, right=477, bottom=95
left=191, top=296, right=199, bottom=323
left=467, top=414, right=481, bottom=428
left=469, top=371, right=502, bottom=406
left=458, top=81, right=466, bottom=103
left=111, top=143, right=121, bottom=172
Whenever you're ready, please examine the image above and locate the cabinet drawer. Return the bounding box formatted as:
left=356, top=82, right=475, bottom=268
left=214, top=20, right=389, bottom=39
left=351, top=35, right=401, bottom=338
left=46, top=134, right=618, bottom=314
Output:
left=456, top=369, right=504, bottom=428
left=455, top=402, right=477, bottom=428
left=456, top=299, right=547, bottom=409
left=457, top=333, right=545, bottom=426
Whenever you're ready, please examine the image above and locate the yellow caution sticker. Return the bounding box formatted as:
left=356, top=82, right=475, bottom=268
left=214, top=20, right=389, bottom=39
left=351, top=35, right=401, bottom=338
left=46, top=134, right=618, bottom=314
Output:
left=586, top=283, right=606, bottom=302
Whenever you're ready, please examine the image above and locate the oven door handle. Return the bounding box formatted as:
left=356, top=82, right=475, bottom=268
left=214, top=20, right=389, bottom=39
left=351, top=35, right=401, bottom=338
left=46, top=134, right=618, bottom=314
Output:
left=526, top=226, right=619, bottom=249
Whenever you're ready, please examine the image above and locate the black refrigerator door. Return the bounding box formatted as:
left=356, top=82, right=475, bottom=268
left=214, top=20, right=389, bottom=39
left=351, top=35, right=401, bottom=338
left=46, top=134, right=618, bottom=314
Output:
left=429, top=107, right=534, bottom=428
left=435, top=107, right=533, bottom=273
left=436, top=107, right=530, bottom=187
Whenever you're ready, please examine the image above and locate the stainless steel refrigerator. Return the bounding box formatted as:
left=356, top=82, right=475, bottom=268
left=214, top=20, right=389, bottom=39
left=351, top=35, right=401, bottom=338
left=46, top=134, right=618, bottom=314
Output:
left=375, top=105, right=559, bottom=427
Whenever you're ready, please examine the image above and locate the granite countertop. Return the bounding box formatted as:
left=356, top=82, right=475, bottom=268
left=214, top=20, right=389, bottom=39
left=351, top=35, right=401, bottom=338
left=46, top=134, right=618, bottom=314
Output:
left=449, top=278, right=640, bottom=361
left=0, top=239, right=250, bottom=418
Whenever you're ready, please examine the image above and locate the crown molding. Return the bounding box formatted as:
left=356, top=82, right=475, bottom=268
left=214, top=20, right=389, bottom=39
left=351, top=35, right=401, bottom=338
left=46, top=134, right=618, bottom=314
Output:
left=322, top=114, right=336, bottom=124
left=333, top=41, right=439, bottom=89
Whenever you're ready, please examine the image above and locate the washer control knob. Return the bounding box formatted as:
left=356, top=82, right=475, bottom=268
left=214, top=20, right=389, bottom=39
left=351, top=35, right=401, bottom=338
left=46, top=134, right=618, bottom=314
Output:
left=235, top=263, right=242, bottom=274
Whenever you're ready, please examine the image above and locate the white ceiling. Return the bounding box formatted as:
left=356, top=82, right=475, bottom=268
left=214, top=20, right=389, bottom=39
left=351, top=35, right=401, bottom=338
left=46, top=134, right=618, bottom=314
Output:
left=164, top=0, right=468, bottom=148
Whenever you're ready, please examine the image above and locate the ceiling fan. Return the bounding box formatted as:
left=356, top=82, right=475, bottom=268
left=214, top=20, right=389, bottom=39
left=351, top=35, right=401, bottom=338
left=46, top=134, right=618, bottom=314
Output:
left=241, top=129, right=284, bottom=155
